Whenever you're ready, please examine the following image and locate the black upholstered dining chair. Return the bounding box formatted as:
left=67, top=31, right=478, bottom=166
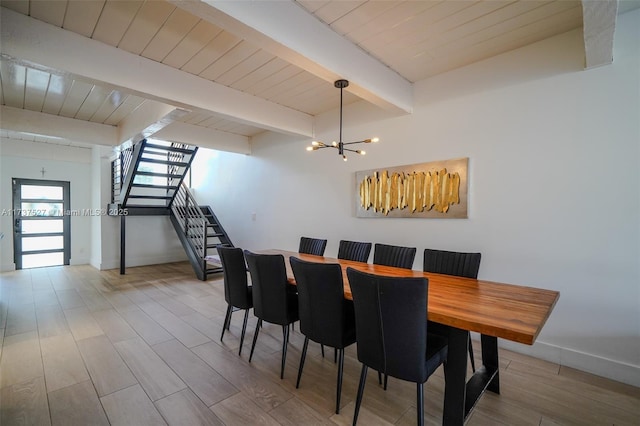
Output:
left=423, top=248, right=481, bottom=372
left=298, top=236, right=327, bottom=256
left=337, top=240, right=372, bottom=263
left=218, top=247, right=253, bottom=356
left=244, top=250, right=299, bottom=379
left=373, top=243, right=416, bottom=269
left=290, top=257, right=356, bottom=414
left=346, top=268, right=448, bottom=426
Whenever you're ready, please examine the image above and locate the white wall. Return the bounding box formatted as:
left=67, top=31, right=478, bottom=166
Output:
left=191, top=10, right=640, bottom=386
left=0, top=138, right=93, bottom=270
left=0, top=138, right=188, bottom=271
left=92, top=146, right=187, bottom=270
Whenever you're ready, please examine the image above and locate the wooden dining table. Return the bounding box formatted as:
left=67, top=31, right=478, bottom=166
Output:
left=258, top=249, right=560, bottom=425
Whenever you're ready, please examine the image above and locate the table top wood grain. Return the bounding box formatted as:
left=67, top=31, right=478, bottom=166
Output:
left=257, top=249, right=559, bottom=346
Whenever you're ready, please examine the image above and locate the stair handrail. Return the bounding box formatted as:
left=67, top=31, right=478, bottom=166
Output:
left=170, top=181, right=208, bottom=270
left=110, top=145, right=134, bottom=203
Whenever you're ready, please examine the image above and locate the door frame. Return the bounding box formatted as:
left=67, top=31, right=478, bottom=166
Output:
left=12, top=178, right=71, bottom=269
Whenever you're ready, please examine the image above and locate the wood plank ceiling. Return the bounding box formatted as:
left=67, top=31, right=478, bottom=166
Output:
left=0, top=0, right=635, bottom=148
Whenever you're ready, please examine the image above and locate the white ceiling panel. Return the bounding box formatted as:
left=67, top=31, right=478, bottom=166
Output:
left=1, top=0, right=637, bottom=150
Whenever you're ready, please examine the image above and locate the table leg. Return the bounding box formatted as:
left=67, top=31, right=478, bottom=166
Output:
left=443, top=326, right=467, bottom=426
left=442, top=329, right=501, bottom=425
left=481, top=334, right=500, bottom=394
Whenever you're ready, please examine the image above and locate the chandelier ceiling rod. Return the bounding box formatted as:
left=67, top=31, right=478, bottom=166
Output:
left=306, top=79, right=379, bottom=161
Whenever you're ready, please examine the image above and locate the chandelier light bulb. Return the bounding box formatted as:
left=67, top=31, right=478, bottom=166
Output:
left=371, top=137, right=379, bottom=143
left=343, top=155, right=348, bottom=161
left=357, top=150, right=366, bottom=155
left=332, top=141, right=338, bottom=147
left=311, top=141, right=320, bottom=146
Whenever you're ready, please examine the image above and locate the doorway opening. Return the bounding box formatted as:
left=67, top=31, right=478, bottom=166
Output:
left=12, top=178, right=71, bottom=269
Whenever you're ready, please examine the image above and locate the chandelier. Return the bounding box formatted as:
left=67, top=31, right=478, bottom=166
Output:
left=306, top=79, right=379, bottom=161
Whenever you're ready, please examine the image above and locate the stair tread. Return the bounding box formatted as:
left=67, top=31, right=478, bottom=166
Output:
left=139, top=158, right=189, bottom=167
left=135, top=171, right=183, bottom=178
left=144, top=143, right=196, bottom=154
left=127, top=195, right=172, bottom=199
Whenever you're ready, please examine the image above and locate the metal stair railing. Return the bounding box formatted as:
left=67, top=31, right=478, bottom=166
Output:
left=171, top=181, right=208, bottom=273
left=111, top=145, right=134, bottom=203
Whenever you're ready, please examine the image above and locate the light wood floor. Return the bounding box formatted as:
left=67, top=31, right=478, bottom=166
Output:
left=1, top=262, right=638, bottom=426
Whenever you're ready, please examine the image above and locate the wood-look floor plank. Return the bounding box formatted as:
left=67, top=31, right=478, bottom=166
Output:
left=268, top=397, right=335, bottom=425
left=63, top=307, right=104, bottom=341
left=91, top=309, right=138, bottom=343
left=5, top=301, right=37, bottom=336
left=40, top=333, right=90, bottom=392
left=48, top=380, right=109, bottom=426
left=210, top=392, right=281, bottom=426
left=55, top=289, right=86, bottom=309
left=192, top=341, right=293, bottom=412
left=0, top=376, right=51, bottom=426
left=77, top=288, right=112, bottom=312
left=138, top=301, right=210, bottom=348
left=33, top=290, right=60, bottom=308
left=76, top=335, right=138, bottom=397
left=117, top=306, right=174, bottom=346
left=152, top=339, right=238, bottom=406
left=0, top=330, right=44, bottom=389
left=100, top=384, right=167, bottom=426
left=36, top=304, right=70, bottom=338
left=114, top=337, right=186, bottom=401
left=329, top=400, right=394, bottom=426
left=154, top=388, right=225, bottom=426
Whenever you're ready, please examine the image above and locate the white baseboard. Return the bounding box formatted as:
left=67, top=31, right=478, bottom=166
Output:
left=99, top=252, right=188, bottom=271
left=491, top=337, right=640, bottom=387
left=0, top=262, right=16, bottom=272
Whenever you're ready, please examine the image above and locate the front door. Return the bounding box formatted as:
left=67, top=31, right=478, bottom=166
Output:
left=12, top=178, right=71, bottom=269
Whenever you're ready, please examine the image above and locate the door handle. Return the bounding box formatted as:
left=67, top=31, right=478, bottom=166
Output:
left=14, top=218, right=20, bottom=233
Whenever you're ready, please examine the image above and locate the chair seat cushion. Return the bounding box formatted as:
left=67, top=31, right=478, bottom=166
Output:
left=425, top=333, right=448, bottom=378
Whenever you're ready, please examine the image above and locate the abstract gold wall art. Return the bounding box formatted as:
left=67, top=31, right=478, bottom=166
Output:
left=355, top=158, right=468, bottom=218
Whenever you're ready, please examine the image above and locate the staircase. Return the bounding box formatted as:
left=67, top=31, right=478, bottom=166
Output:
left=170, top=183, right=233, bottom=280
left=109, top=139, right=233, bottom=280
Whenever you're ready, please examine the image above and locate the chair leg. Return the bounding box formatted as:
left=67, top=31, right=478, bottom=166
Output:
left=417, top=382, right=424, bottom=426
left=296, top=337, right=309, bottom=388
left=249, top=319, right=261, bottom=363
left=281, top=325, right=290, bottom=379
left=377, top=371, right=382, bottom=385
left=238, top=309, right=249, bottom=356
left=384, top=374, right=388, bottom=390
left=334, top=348, right=337, bottom=363
left=336, top=348, right=344, bottom=414
left=321, top=344, right=325, bottom=358
left=468, top=334, right=476, bottom=372
left=220, top=304, right=232, bottom=341
left=353, top=365, right=368, bottom=426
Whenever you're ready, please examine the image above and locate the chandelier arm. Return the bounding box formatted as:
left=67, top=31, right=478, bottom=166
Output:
left=342, top=140, right=369, bottom=146
left=342, top=148, right=362, bottom=154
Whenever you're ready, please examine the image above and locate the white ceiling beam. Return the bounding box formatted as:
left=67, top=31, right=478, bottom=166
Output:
left=153, top=122, right=250, bottom=155
left=582, top=0, right=618, bottom=69
left=117, top=101, right=188, bottom=147
left=171, top=0, right=413, bottom=114
left=0, top=7, right=313, bottom=137
left=0, top=105, right=116, bottom=146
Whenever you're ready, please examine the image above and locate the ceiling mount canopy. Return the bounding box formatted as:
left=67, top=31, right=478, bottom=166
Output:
left=306, top=79, right=379, bottom=161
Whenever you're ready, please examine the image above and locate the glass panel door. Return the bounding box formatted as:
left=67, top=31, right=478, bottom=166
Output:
left=12, top=178, right=70, bottom=269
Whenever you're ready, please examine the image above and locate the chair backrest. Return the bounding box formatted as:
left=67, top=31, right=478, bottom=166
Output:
left=299, top=237, right=327, bottom=256
left=244, top=251, right=292, bottom=324
left=423, top=249, right=481, bottom=279
left=346, top=267, right=430, bottom=383
left=373, top=243, right=416, bottom=269
left=217, top=247, right=251, bottom=309
left=337, top=240, right=372, bottom=263
left=290, top=257, right=353, bottom=348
